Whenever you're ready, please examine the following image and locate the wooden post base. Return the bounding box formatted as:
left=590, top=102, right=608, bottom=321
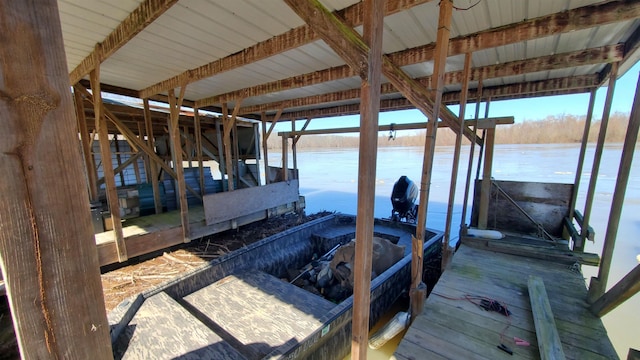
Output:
left=410, top=282, right=427, bottom=322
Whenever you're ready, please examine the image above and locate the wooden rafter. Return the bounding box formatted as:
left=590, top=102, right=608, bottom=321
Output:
left=199, top=0, right=639, bottom=109
left=69, top=0, right=178, bottom=84
left=238, top=44, right=623, bottom=115
left=139, top=0, right=434, bottom=98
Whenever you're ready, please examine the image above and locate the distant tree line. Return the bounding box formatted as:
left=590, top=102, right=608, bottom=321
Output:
left=266, top=111, right=635, bottom=149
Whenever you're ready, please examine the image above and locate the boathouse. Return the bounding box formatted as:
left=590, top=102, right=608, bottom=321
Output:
left=1, top=0, right=640, bottom=358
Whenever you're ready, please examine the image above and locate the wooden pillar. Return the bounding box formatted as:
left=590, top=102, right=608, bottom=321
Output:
left=412, top=0, right=453, bottom=321
left=443, top=52, right=472, bottom=271
left=351, top=0, right=384, bottom=358
left=580, top=62, right=619, bottom=252
left=291, top=118, right=298, bottom=176
left=588, top=71, right=640, bottom=302
left=477, top=127, right=496, bottom=230
left=460, top=76, right=483, bottom=234
left=168, top=87, right=190, bottom=241
left=113, top=135, right=125, bottom=185
left=144, top=99, right=163, bottom=214
left=194, top=108, right=205, bottom=196
left=73, top=87, right=99, bottom=201
left=282, top=132, right=289, bottom=181
left=253, top=123, right=262, bottom=185
left=216, top=118, right=227, bottom=191
left=184, top=125, right=192, bottom=168
left=475, top=97, right=491, bottom=181
left=135, top=122, right=145, bottom=183
left=261, top=112, right=271, bottom=185
left=0, top=1, right=112, bottom=357
left=222, top=103, right=235, bottom=191
left=91, top=58, right=127, bottom=262
left=569, top=89, right=597, bottom=248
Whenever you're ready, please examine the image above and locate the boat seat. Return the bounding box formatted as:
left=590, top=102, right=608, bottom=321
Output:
left=113, top=291, right=245, bottom=360
left=183, top=270, right=336, bottom=360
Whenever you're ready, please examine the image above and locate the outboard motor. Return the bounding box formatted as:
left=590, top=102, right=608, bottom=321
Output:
left=390, top=176, right=419, bottom=223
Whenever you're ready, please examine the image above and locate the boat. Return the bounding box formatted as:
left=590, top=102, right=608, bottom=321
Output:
left=108, top=213, right=443, bottom=359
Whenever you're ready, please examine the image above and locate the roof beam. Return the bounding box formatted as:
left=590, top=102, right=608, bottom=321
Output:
left=199, top=0, right=640, bottom=108
left=69, top=0, right=179, bottom=84
left=239, top=45, right=623, bottom=115
left=273, top=75, right=598, bottom=120
left=139, top=0, right=433, bottom=98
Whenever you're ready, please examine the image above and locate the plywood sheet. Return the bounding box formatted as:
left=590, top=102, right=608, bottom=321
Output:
left=203, top=180, right=299, bottom=225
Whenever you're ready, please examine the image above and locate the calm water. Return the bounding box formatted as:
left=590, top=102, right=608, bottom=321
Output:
left=270, top=142, right=639, bottom=358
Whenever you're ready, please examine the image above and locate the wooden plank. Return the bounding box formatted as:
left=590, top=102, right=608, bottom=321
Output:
left=461, top=236, right=600, bottom=266
left=573, top=210, right=595, bottom=241
left=203, top=180, right=300, bottom=225
left=143, top=99, right=162, bottom=214
left=237, top=45, right=623, bottom=115
left=590, top=263, right=640, bottom=317
left=194, top=109, right=205, bottom=196
left=113, top=292, right=244, bottom=360
left=168, top=88, right=190, bottom=241
left=96, top=151, right=144, bottom=186
left=69, top=0, right=179, bottom=84
left=351, top=0, right=384, bottom=357
left=477, top=127, right=495, bottom=229
left=528, top=276, right=567, bottom=360
left=0, top=1, right=112, bottom=356
left=91, top=65, right=127, bottom=262
left=134, top=122, right=144, bottom=183
left=113, top=136, right=125, bottom=185
left=222, top=103, right=235, bottom=191
left=146, top=0, right=434, bottom=99
left=282, top=135, right=289, bottom=181
left=261, top=113, right=271, bottom=185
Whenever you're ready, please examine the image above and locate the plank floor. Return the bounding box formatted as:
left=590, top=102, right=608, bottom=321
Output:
left=394, top=244, right=618, bottom=360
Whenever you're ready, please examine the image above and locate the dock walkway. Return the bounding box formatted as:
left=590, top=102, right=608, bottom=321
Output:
left=394, top=243, right=618, bottom=359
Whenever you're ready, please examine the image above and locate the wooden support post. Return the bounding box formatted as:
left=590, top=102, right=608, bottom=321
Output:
left=460, top=76, right=483, bottom=234
left=96, top=152, right=144, bottom=186
left=475, top=97, right=491, bottom=181
left=216, top=118, right=227, bottom=191
left=222, top=103, right=236, bottom=191
left=477, top=127, right=496, bottom=229
left=351, top=0, right=384, bottom=358
left=261, top=113, right=271, bottom=185
left=412, top=0, right=454, bottom=321
left=443, top=52, right=472, bottom=271
left=0, top=2, right=112, bottom=356
left=282, top=134, right=289, bottom=181
left=588, top=71, right=640, bottom=302
left=253, top=123, right=262, bottom=186
left=135, top=122, right=145, bottom=183
left=293, top=117, right=313, bottom=146
left=580, top=62, right=619, bottom=252
left=291, top=118, right=298, bottom=176
left=569, top=90, right=596, bottom=219
left=91, top=61, right=127, bottom=262
left=73, top=86, right=99, bottom=201
left=168, top=87, right=190, bottom=241
left=144, top=99, right=163, bottom=214
left=184, top=125, right=192, bottom=168
left=194, top=108, right=205, bottom=196
left=113, top=135, right=125, bottom=185
left=233, top=120, right=240, bottom=185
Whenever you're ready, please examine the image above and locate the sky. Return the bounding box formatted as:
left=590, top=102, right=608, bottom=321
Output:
left=276, top=61, right=640, bottom=133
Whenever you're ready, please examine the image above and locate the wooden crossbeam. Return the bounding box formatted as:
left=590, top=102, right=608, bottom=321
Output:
left=140, top=0, right=433, bottom=98
left=237, top=45, right=623, bottom=115
left=273, top=75, right=598, bottom=120
left=69, top=0, right=178, bottom=84
left=96, top=151, right=144, bottom=186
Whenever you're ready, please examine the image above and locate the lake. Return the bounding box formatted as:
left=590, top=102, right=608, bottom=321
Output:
left=270, top=142, right=639, bottom=358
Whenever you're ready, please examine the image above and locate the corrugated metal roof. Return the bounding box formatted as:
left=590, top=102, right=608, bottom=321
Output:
left=58, top=0, right=640, bottom=119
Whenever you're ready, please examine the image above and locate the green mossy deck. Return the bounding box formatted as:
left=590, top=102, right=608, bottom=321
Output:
left=394, top=244, right=618, bottom=360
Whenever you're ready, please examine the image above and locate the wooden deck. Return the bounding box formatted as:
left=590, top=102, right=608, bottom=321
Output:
left=394, top=243, right=618, bottom=360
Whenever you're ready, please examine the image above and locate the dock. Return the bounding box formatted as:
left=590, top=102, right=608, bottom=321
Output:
left=394, top=240, right=618, bottom=359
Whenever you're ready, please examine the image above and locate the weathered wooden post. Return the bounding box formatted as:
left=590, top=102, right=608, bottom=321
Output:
left=0, top=0, right=112, bottom=357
